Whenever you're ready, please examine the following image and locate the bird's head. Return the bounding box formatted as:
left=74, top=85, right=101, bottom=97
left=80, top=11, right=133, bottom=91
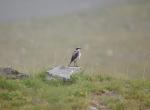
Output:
left=76, top=48, right=81, bottom=50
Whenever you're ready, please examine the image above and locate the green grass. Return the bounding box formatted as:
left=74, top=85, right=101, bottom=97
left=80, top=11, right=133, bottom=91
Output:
left=0, top=72, right=149, bottom=110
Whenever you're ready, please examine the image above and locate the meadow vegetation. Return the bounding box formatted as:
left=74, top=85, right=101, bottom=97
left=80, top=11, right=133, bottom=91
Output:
left=0, top=71, right=150, bottom=110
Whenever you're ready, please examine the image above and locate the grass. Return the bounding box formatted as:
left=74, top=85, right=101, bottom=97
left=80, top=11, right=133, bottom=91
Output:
left=0, top=71, right=149, bottom=110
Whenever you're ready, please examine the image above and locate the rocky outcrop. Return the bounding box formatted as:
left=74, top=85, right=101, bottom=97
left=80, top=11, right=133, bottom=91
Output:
left=0, top=67, right=29, bottom=79
left=46, top=66, right=81, bottom=80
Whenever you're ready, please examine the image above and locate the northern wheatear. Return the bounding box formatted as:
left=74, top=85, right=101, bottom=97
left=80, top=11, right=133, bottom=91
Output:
left=68, top=48, right=81, bottom=67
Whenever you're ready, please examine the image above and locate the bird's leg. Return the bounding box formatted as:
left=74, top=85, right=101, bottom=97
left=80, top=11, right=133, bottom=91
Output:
left=76, top=61, right=78, bottom=67
left=74, top=61, right=77, bottom=67
left=74, top=61, right=78, bottom=67
left=73, top=61, right=75, bottom=67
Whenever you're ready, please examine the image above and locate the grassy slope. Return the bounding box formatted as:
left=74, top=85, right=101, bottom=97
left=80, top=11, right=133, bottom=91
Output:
left=0, top=1, right=150, bottom=109
left=0, top=72, right=150, bottom=110
left=0, top=0, right=150, bottom=78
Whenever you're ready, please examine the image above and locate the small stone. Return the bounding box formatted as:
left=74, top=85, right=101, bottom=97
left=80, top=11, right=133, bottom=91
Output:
left=0, top=67, right=29, bottom=79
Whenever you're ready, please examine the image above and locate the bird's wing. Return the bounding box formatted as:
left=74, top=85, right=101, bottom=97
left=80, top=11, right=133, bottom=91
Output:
left=71, top=51, right=79, bottom=62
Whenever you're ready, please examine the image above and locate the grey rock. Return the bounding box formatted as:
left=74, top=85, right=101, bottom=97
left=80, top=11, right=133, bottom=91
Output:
left=88, top=106, right=98, bottom=110
left=46, top=66, right=81, bottom=80
left=0, top=67, right=29, bottom=79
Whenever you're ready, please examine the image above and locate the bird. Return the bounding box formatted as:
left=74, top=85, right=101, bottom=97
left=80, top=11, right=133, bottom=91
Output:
left=68, top=48, right=81, bottom=67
